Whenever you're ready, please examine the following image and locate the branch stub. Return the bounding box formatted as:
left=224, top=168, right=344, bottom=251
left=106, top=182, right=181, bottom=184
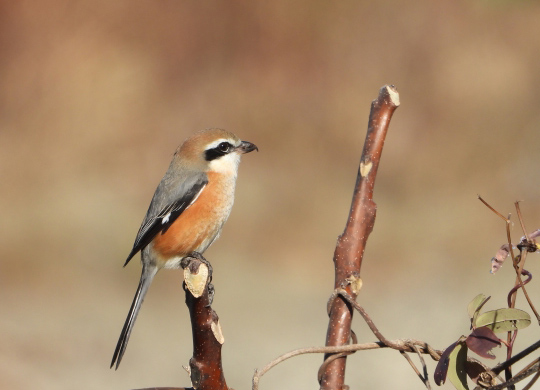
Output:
left=184, top=262, right=209, bottom=298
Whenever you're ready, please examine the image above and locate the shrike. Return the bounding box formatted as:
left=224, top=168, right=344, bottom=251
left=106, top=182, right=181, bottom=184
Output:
left=111, top=128, right=257, bottom=369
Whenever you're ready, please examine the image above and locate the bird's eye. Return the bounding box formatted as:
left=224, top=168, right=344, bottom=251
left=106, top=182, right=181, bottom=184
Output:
left=218, top=142, right=231, bottom=153
left=204, top=141, right=234, bottom=161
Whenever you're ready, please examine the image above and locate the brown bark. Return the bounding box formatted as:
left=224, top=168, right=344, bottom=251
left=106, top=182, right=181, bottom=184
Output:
left=184, top=256, right=228, bottom=390
left=133, top=254, right=227, bottom=390
left=320, top=85, right=400, bottom=390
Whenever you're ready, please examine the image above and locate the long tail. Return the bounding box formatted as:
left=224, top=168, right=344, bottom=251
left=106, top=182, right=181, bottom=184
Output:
left=111, top=265, right=158, bottom=369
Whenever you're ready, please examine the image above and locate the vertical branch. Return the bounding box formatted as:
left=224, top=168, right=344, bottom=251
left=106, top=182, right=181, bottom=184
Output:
left=134, top=254, right=228, bottom=390
left=320, top=85, right=400, bottom=390
left=183, top=255, right=228, bottom=390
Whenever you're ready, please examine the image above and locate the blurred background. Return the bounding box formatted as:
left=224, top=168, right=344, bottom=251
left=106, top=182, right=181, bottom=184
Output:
left=1, top=1, right=540, bottom=389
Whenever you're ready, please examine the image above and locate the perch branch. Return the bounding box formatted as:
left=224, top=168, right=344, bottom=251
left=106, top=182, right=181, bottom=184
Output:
left=133, top=254, right=226, bottom=390
left=182, top=253, right=228, bottom=390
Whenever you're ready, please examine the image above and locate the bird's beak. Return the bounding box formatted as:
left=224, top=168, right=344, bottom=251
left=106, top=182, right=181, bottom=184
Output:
left=237, top=141, right=258, bottom=154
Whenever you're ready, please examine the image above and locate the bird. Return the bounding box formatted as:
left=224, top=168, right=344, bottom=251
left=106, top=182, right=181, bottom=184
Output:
left=111, top=128, right=257, bottom=369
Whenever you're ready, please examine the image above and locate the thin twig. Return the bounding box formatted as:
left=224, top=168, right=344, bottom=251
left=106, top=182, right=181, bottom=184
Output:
left=400, top=345, right=432, bottom=390
left=479, top=196, right=540, bottom=385
left=335, top=288, right=500, bottom=381
left=478, top=196, right=518, bottom=269
left=412, top=344, right=432, bottom=390
left=400, top=351, right=427, bottom=388
left=478, top=196, right=508, bottom=222
left=317, top=331, right=359, bottom=382
left=512, top=203, right=540, bottom=323
left=253, top=341, right=408, bottom=390
left=503, top=213, right=517, bottom=267
left=522, top=365, right=540, bottom=390
left=334, top=289, right=441, bottom=359
left=516, top=258, right=540, bottom=324
left=507, top=269, right=532, bottom=308
left=252, top=338, right=446, bottom=390
left=516, top=356, right=540, bottom=380
left=253, top=334, right=503, bottom=390
left=491, top=339, right=540, bottom=375
left=515, top=202, right=529, bottom=241
left=335, top=289, right=390, bottom=345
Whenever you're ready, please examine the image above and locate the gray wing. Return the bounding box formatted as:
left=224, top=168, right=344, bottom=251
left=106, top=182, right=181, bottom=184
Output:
left=123, top=169, right=208, bottom=266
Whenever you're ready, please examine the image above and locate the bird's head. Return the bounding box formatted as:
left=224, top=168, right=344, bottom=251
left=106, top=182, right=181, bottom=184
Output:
left=175, top=128, right=258, bottom=174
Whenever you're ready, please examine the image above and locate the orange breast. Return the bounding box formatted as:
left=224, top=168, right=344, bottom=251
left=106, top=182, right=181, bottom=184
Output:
left=151, top=171, right=234, bottom=263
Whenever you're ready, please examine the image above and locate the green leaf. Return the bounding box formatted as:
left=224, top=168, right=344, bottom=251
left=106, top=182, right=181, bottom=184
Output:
left=448, top=341, right=469, bottom=390
left=475, top=308, right=531, bottom=333
left=467, top=294, right=487, bottom=320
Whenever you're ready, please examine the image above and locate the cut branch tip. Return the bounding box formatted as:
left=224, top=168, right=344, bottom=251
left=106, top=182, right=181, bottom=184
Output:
left=184, top=262, right=209, bottom=298
left=384, top=85, right=400, bottom=106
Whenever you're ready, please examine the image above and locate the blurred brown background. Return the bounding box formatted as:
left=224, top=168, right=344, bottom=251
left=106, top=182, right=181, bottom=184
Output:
left=2, top=1, right=540, bottom=389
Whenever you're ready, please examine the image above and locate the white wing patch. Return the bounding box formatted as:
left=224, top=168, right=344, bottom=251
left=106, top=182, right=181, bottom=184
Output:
left=162, top=212, right=171, bottom=224
left=158, top=183, right=206, bottom=225
left=186, top=183, right=206, bottom=210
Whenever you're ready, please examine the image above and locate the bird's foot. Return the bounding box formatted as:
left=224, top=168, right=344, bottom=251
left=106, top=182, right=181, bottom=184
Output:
left=207, top=283, right=215, bottom=306
left=181, top=252, right=213, bottom=277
